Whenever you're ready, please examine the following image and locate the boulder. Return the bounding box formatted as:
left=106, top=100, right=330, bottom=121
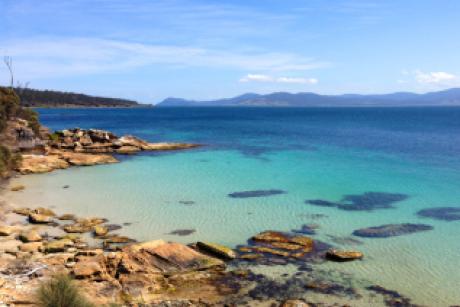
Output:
left=33, top=207, right=56, bottom=216
left=0, top=226, right=15, bottom=236
left=252, top=231, right=291, bottom=243
left=326, top=249, right=363, bottom=262
left=10, top=185, right=25, bottom=192
left=13, top=207, right=33, bottom=216
left=19, top=230, right=42, bottom=242
left=44, top=239, right=74, bottom=253
left=93, top=225, right=109, bottom=237
left=28, top=213, right=52, bottom=224
left=19, top=242, right=43, bottom=253
left=196, top=241, right=236, bottom=260
left=58, top=213, right=77, bottom=221
left=63, top=224, right=92, bottom=233
left=73, top=254, right=110, bottom=281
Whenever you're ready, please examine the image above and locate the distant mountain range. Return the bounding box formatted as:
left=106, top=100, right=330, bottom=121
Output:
left=157, top=88, right=460, bottom=107
left=14, top=88, right=144, bottom=108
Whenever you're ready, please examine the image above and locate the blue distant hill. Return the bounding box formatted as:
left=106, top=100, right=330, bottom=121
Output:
left=157, top=88, right=460, bottom=107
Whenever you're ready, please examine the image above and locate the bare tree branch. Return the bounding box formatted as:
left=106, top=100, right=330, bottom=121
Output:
left=3, top=56, right=14, bottom=88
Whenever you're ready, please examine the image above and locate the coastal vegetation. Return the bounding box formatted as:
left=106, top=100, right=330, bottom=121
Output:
left=37, top=273, right=94, bottom=307
left=0, top=87, right=37, bottom=177
left=15, top=87, right=142, bottom=108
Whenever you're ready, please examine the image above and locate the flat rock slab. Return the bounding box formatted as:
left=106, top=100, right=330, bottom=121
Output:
left=120, top=240, right=224, bottom=274
left=352, top=223, right=433, bottom=238
left=228, top=189, right=286, bottom=198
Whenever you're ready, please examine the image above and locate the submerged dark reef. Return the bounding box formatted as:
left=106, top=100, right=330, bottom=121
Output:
left=417, top=207, right=460, bottom=221
left=352, top=223, right=433, bottom=238
left=228, top=189, right=287, bottom=198
left=306, top=191, right=409, bottom=211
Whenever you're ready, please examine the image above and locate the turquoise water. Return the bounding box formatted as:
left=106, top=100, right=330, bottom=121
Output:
left=5, top=107, right=460, bottom=306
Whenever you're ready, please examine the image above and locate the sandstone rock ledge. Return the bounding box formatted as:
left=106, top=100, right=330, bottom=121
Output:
left=15, top=128, right=200, bottom=174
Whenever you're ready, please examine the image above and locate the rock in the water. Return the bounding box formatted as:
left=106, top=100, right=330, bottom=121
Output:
left=19, top=230, right=42, bottom=242
left=305, top=199, right=341, bottom=207
left=228, top=189, right=286, bottom=198
left=10, top=185, right=25, bottom=192
left=13, top=208, right=33, bottom=216
left=33, top=207, right=56, bottom=216
left=417, top=207, right=460, bottom=221
left=63, top=224, right=92, bottom=233
left=252, top=231, right=291, bottom=243
left=196, top=241, right=236, bottom=260
left=326, top=249, right=363, bottom=261
left=58, top=213, right=76, bottom=221
left=93, top=225, right=109, bottom=237
left=167, top=229, right=196, bottom=236
left=28, top=213, right=52, bottom=224
left=340, top=192, right=408, bottom=210
left=353, top=223, right=433, bottom=238
left=291, top=224, right=318, bottom=235
left=306, top=192, right=409, bottom=211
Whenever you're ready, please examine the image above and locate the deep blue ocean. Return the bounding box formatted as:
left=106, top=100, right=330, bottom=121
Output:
left=7, top=107, right=460, bottom=306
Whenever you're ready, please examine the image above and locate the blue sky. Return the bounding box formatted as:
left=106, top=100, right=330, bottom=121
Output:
left=1, top=0, right=460, bottom=103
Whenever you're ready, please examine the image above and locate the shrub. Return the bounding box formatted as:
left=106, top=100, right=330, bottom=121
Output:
left=0, top=87, right=20, bottom=132
left=36, top=273, right=94, bottom=307
left=0, top=145, right=21, bottom=178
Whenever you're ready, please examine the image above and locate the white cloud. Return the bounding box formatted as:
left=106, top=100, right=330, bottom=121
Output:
left=414, top=70, right=456, bottom=84
left=239, top=74, right=318, bottom=84
left=0, top=37, right=329, bottom=80
left=239, top=74, right=273, bottom=82
left=276, top=77, right=318, bottom=84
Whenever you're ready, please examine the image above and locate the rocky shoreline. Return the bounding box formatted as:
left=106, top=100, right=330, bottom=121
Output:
left=16, top=128, right=200, bottom=174
left=0, top=124, right=419, bottom=306
left=0, top=193, right=375, bottom=306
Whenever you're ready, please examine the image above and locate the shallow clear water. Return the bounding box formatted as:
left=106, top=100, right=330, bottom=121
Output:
left=5, top=107, right=460, bottom=306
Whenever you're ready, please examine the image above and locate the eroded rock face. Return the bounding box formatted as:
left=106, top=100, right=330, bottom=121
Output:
left=352, top=223, right=433, bottom=238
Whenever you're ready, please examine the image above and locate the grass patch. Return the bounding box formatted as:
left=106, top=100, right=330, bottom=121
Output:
left=37, top=273, right=94, bottom=307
